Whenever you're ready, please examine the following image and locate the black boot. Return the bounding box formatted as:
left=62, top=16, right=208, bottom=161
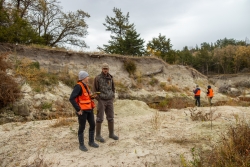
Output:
left=108, top=121, right=119, bottom=140
left=95, top=123, right=105, bottom=143
left=88, top=131, right=99, bottom=148
left=78, top=134, right=88, bottom=152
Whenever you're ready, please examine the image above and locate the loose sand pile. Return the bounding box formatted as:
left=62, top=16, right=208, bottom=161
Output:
left=0, top=100, right=249, bottom=167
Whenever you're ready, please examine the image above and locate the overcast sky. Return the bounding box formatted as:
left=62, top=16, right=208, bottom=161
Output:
left=59, top=0, right=249, bottom=51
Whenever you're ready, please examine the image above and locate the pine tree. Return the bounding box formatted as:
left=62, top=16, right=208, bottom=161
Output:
left=99, top=7, right=145, bottom=56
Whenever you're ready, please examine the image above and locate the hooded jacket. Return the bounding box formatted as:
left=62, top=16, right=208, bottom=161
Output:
left=93, top=72, right=115, bottom=100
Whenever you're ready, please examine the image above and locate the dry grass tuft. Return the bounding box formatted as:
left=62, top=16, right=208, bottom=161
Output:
left=188, top=107, right=221, bottom=121
left=206, top=121, right=250, bottom=166
left=50, top=117, right=75, bottom=128
left=149, top=77, right=159, bottom=86
left=114, top=80, right=128, bottom=93
left=181, top=120, right=250, bottom=167
left=0, top=52, right=21, bottom=108
left=162, top=85, right=181, bottom=92
left=150, top=110, right=163, bottom=130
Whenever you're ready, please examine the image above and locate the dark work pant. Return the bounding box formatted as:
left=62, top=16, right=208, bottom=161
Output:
left=195, top=96, right=200, bottom=107
left=208, top=97, right=213, bottom=105
left=78, top=110, right=95, bottom=135
left=96, top=99, right=114, bottom=123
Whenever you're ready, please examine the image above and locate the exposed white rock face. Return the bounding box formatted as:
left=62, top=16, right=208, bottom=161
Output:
left=53, top=81, right=72, bottom=98
left=21, top=83, right=32, bottom=93
left=230, top=87, right=240, bottom=93
left=34, top=94, right=45, bottom=100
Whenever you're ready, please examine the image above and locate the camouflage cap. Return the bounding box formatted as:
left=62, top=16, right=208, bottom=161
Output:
left=102, top=63, right=109, bottom=69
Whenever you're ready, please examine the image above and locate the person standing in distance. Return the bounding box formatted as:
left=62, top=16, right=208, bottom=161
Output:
left=93, top=63, right=119, bottom=143
left=69, top=71, right=99, bottom=152
left=193, top=85, right=201, bottom=107
left=207, top=85, right=214, bottom=106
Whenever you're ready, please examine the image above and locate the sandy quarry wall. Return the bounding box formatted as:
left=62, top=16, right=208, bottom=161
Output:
left=0, top=43, right=207, bottom=90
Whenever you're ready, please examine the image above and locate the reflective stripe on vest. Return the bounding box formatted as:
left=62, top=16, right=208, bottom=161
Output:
left=75, top=82, right=92, bottom=110
left=208, top=88, right=213, bottom=97
left=195, top=89, right=201, bottom=96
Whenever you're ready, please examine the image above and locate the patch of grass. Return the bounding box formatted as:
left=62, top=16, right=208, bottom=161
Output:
left=162, top=85, right=181, bottom=92
left=115, top=80, right=128, bottom=93
left=14, top=58, right=61, bottom=92
left=160, top=82, right=166, bottom=88
left=59, top=73, right=78, bottom=88
left=29, top=61, right=40, bottom=69
left=41, top=102, right=52, bottom=110
left=149, top=77, right=159, bottom=86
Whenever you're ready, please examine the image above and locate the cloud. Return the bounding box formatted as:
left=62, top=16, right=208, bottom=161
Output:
left=59, top=0, right=250, bottom=51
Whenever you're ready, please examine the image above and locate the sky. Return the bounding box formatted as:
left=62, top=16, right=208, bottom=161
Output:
left=58, top=0, right=250, bottom=51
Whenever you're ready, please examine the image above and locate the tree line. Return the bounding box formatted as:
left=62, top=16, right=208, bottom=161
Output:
left=1, top=0, right=249, bottom=75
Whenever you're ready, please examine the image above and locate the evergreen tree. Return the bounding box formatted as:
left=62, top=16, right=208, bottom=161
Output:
left=178, top=46, right=193, bottom=65
left=146, top=33, right=173, bottom=63
left=0, top=2, right=44, bottom=44
left=99, top=7, right=145, bottom=56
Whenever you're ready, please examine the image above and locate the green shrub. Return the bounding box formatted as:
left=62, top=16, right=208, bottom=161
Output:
left=149, top=77, right=159, bottom=86
left=29, top=61, right=40, bottom=69
left=41, top=102, right=52, bottom=110
left=124, top=59, right=136, bottom=75
left=160, top=82, right=166, bottom=88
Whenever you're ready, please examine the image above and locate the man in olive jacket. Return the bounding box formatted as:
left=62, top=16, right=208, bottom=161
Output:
left=93, top=63, right=119, bottom=142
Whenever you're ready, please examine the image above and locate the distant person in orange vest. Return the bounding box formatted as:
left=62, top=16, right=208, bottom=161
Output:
left=193, top=85, right=201, bottom=107
left=69, top=71, right=99, bottom=152
left=207, top=85, right=214, bottom=106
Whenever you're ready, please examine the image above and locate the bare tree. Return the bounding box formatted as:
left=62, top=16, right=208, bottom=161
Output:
left=31, top=0, right=90, bottom=47
left=4, top=0, right=90, bottom=48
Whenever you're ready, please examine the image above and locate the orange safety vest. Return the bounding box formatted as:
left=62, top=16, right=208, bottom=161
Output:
left=195, top=89, right=201, bottom=96
left=207, top=88, right=213, bottom=97
left=75, top=82, right=95, bottom=110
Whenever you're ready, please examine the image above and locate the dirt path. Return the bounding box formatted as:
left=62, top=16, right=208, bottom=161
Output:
left=0, top=100, right=250, bottom=167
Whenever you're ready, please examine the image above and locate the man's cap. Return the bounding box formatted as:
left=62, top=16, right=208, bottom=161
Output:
left=102, top=63, right=109, bottom=69
left=78, top=71, right=89, bottom=80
